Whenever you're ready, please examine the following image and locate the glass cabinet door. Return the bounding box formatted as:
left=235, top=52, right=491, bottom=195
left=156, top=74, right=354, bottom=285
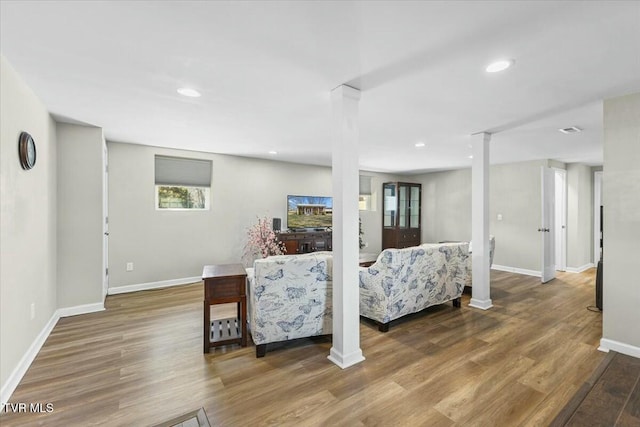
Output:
left=399, top=185, right=408, bottom=228
left=383, top=183, right=396, bottom=227
left=410, top=185, right=420, bottom=228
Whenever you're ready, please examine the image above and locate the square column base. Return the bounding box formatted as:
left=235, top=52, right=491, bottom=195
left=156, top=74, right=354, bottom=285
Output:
left=469, top=298, right=493, bottom=310
left=328, top=347, right=365, bottom=369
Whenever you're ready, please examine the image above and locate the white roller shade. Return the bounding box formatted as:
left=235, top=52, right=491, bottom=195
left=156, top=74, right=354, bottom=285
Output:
left=359, top=175, right=372, bottom=195
left=155, top=155, right=212, bottom=187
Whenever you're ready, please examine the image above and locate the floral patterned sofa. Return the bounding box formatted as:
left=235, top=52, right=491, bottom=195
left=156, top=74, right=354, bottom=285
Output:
left=248, top=252, right=333, bottom=357
left=359, top=242, right=469, bottom=332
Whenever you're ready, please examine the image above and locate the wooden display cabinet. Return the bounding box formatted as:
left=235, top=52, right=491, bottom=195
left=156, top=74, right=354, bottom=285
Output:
left=382, top=182, right=422, bottom=249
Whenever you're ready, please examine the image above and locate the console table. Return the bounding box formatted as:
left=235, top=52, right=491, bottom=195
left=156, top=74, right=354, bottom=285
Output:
left=277, top=230, right=332, bottom=254
left=202, top=264, right=247, bottom=353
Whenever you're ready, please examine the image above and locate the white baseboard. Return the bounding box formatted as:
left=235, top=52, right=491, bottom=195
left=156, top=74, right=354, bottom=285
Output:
left=491, top=264, right=541, bottom=277
left=598, top=338, right=640, bottom=359
left=565, top=263, right=595, bottom=273
left=1, top=311, right=58, bottom=407
left=492, top=263, right=594, bottom=276
left=1, top=301, right=107, bottom=407
left=57, top=302, right=105, bottom=318
left=107, top=276, right=201, bottom=295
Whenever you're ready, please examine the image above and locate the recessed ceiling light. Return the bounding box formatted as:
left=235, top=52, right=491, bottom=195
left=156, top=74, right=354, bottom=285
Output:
left=468, top=155, right=474, bottom=159
left=268, top=150, right=278, bottom=155
left=177, top=87, right=201, bottom=97
left=415, top=142, right=426, bottom=148
left=558, top=126, right=582, bottom=134
left=486, top=59, right=515, bottom=73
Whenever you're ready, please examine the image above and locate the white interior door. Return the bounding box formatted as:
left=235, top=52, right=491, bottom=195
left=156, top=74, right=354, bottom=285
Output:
left=102, top=142, right=109, bottom=299
left=541, top=167, right=556, bottom=283
left=554, top=169, right=567, bottom=271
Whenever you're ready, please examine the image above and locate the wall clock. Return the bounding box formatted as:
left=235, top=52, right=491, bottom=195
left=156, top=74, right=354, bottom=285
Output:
left=18, top=131, right=36, bottom=170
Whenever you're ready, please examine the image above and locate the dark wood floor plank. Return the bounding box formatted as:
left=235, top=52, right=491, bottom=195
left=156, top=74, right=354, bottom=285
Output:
left=617, top=380, right=640, bottom=426
left=619, top=373, right=640, bottom=425
left=566, top=352, right=640, bottom=427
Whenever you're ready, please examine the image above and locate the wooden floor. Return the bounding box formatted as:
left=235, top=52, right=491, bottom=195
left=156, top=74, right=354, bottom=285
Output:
left=553, top=351, right=640, bottom=426
left=1, top=269, right=608, bottom=426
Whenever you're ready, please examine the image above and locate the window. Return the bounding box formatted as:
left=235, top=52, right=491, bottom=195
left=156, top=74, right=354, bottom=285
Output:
left=359, top=195, right=371, bottom=211
left=155, top=155, right=212, bottom=210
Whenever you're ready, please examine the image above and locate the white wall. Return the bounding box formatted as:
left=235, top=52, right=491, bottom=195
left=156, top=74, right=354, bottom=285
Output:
left=602, top=92, right=640, bottom=355
left=0, top=56, right=57, bottom=390
left=417, top=160, right=547, bottom=273
left=420, top=168, right=471, bottom=243
left=108, top=142, right=331, bottom=286
left=566, top=163, right=593, bottom=269
left=56, top=123, right=105, bottom=307
left=417, top=159, right=599, bottom=274
left=490, top=160, right=550, bottom=272
left=107, top=142, right=402, bottom=289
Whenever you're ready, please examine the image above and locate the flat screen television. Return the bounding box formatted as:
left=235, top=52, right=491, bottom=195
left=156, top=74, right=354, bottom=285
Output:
left=287, top=195, right=333, bottom=230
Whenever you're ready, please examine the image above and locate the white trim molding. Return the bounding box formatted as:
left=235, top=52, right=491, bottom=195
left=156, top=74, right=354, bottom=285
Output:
left=565, top=263, right=595, bottom=274
left=57, top=302, right=105, bottom=318
left=491, top=264, right=541, bottom=277
left=1, top=312, right=59, bottom=407
left=599, top=338, right=640, bottom=359
left=469, top=298, right=493, bottom=310
left=327, top=348, right=365, bottom=369
left=1, top=301, right=108, bottom=408
left=107, top=276, right=201, bottom=295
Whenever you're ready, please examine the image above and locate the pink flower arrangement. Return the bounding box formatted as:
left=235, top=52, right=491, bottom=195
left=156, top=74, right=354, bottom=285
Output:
left=243, top=216, right=286, bottom=263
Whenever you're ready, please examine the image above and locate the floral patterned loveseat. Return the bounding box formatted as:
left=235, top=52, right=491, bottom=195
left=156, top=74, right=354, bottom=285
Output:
left=248, top=252, right=333, bottom=357
left=359, top=242, right=469, bottom=332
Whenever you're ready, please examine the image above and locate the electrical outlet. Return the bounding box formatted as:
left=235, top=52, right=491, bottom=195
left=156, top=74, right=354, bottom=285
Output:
left=126, top=262, right=134, bottom=272
left=30, top=303, right=35, bottom=320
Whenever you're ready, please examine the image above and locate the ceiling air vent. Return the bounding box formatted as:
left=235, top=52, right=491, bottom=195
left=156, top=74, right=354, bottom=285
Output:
left=558, top=126, right=582, bottom=134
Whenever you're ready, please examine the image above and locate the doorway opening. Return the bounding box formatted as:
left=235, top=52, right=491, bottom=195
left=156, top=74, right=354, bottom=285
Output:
left=593, top=171, right=603, bottom=263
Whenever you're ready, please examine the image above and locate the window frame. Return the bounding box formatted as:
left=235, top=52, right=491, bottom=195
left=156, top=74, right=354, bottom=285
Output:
left=154, top=155, right=212, bottom=211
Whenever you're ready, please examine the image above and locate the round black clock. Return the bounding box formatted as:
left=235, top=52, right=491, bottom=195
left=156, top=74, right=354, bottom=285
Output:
left=18, top=131, right=36, bottom=170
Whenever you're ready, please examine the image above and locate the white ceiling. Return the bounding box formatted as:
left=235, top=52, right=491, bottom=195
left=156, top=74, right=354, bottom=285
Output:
left=1, top=1, right=639, bottom=174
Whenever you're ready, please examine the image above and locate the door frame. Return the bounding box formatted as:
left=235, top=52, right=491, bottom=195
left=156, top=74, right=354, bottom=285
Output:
left=102, top=141, right=109, bottom=299
left=593, top=171, right=603, bottom=263
left=541, top=166, right=556, bottom=283
left=553, top=168, right=567, bottom=271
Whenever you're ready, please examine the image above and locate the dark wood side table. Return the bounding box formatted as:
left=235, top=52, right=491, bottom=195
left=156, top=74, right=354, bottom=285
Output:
left=202, top=264, right=247, bottom=353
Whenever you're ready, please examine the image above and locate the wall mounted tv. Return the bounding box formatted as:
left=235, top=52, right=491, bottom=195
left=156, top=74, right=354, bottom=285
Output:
left=287, top=195, right=333, bottom=230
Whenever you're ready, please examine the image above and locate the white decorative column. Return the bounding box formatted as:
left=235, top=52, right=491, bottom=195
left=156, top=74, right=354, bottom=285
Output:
left=328, top=85, right=365, bottom=368
left=469, top=132, right=493, bottom=310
